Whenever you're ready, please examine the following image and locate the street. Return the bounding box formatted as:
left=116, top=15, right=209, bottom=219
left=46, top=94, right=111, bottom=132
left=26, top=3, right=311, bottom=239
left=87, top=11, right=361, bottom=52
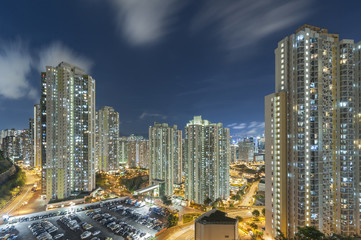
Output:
left=0, top=169, right=43, bottom=223
left=240, top=181, right=259, bottom=206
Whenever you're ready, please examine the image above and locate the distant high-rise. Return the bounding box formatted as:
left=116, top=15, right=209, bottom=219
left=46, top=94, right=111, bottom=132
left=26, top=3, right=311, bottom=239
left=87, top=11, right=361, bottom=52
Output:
left=96, top=106, right=119, bottom=172
left=118, top=137, right=129, bottom=165
left=238, top=138, right=254, bottom=162
left=41, top=62, right=96, bottom=200
left=34, top=104, right=42, bottom=169
left=230, top=144, right=238, bottom=164
left=184, top=116, right=230, bottom=204
left=149, top=123, right=182, bottom=196
left=121, top=135, right=149, bottom=169
left=265, top=25, right=361, bottom=238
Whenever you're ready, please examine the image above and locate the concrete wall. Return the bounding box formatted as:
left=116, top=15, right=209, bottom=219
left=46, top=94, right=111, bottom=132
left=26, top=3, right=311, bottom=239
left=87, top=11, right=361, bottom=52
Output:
left=195, top=222, right=238, bottom=240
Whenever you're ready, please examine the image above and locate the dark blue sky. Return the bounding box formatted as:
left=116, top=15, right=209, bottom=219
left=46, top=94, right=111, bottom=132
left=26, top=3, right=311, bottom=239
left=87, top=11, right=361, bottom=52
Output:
left=1, top=0, right=361, bottom=138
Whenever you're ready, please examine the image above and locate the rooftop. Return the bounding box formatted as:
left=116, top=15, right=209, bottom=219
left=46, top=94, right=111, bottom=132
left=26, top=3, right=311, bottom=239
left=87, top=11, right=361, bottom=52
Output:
left=195, top=209, right=237, bottom=225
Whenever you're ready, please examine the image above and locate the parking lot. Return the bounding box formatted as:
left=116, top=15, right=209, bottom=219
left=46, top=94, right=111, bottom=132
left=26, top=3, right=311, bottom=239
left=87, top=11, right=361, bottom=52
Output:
left=0, top=197, right=169, bottom=240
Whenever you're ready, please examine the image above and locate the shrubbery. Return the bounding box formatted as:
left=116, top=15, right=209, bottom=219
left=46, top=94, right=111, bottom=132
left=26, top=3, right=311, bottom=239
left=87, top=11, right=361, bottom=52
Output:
left=0, top=165, right=26, bottom=208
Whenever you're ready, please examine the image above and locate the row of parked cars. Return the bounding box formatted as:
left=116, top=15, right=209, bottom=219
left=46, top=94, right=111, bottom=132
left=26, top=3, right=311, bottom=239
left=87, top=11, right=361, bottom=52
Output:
left=109, top=206, right=164, bottom=232
left=86, top=209, right=150, bottom=240
left=8, top=210, right=69, bottom=224
left=28, top=220, right=62, bottom=240
left=0, top=225, right=17, bottom=240
left=59, top=214, right=100, bottom=240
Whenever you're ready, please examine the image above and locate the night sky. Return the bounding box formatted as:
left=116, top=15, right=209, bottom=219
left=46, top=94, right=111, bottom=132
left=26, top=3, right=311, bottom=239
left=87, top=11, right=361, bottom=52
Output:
left=1, top=0, right=361, bottom=138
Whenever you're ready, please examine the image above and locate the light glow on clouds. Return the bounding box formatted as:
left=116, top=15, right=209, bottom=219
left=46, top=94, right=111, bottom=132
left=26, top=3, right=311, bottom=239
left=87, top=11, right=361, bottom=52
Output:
left=0, top=41, right=35, bottom=100
left=228, top=121, right=265, bottom=137
left=139, top=112, right=167, bottom=120
left=0, top=40, right=92, bottom=101
left=109, top=0, right=186, bottom=45
left=192, top=0, right=311, bottom=54
left=37, top=42, right=93, bottom=72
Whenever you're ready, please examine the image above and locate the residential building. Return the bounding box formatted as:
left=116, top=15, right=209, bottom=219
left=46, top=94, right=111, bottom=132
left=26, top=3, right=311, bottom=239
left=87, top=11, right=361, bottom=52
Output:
left=40, top=62, right=96, bottom=200
left=96, top=106, right=119, bottom=172
left=118, top=137, right=128, bottom=165
left=184, top=116, right=230, bottom=204
left=195, top=209, right=238, bottom=240
left=149, top=122, right=182, bottom=196
left=118, top=135, right=149, bottom=169
left=34, top=104, right=42, bottom=169
left=265, top=25, right=361, bottom=238
left=125, top=135, right=149, bottom=169
left=238, top=138, right=254, bottom=162
left=230, top=144, right=238, bottom=164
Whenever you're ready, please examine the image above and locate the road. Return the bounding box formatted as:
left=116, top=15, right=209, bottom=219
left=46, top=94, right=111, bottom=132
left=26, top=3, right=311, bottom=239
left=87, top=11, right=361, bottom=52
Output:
left=240, top=181, right=259, bottom=206
left=0, top=169, right=43, bottom=222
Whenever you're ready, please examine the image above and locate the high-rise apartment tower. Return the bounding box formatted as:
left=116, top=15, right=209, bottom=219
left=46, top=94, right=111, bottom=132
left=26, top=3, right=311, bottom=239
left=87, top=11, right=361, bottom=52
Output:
left=265, top=25, right=361, bottom=238
left=184, top=116, right=230, bottom=204
left=40, top=62, right=96, bottom=200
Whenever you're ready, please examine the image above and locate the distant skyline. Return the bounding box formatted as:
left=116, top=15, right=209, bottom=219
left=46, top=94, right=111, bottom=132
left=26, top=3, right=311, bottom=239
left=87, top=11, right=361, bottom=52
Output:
left=1, top=0, right=361, bottom=137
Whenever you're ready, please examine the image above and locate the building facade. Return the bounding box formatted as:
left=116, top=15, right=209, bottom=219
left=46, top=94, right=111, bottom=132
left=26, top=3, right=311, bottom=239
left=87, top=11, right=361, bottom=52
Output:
left=195, top=209, right=238, bottom=240
left=41, top=62, right=96, bottom=200
left=230, top=144, right=238, bottom=164
left=123, top=135, right=149, bottom=169
left=238, top=138, right=254, bottom=162
left=265, top=25, right=361, bottom=238
left=96, top=106, right=119, bottom=172
left=34, top=104, right=42, bottom=169
left=149, top=123, right=182, bottom=196
left=184, top=116, right=230, bottom=204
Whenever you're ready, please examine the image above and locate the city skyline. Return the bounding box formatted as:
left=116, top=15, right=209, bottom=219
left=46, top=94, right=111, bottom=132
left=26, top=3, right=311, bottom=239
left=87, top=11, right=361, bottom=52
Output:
left=2, top=1, right=361, bottom=138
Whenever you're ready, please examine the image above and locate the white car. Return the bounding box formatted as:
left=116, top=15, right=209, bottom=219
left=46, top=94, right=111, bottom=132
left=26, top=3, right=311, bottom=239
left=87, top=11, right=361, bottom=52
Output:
left=81, top=231, right=91, bottom=239
left=54, top=233, right=64, bottom=239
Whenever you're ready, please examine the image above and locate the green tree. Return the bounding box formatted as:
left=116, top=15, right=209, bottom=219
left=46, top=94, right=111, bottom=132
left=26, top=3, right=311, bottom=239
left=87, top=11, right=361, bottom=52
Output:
left=161, top=195, right=172, bottom=206
left=250, top=222, right=258, bottom=230
left=328, top=234, right=357, bottom=240
left=275, top=230, right=287, bottom=240
left=231, top=194, right=241, bottom=201
left=295, top=226, right=325, bottom=240
left=167, top=213, right=179, bottom=227
left=252, top=209, right=260, bottom=218
left=262, top=208, right=265, bottom=216
left=203, top=197, right=212, bottom=206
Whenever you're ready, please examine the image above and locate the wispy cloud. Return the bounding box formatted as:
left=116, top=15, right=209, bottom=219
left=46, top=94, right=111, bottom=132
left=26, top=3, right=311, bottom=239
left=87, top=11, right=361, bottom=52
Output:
left=0, top=41, right=36, bottom=100
left=139, top=112, right=167, bottom=120
left=109, top=0, right=186, bottom=46
left=233, top=123, right=247, bottom=130
left=37, top=42, right=93, bottom=72
left=0, top=40, right=92, bottom=102
left=192, top=0, right=311, bottom=55
left=229, top=121, right=265, bottom=137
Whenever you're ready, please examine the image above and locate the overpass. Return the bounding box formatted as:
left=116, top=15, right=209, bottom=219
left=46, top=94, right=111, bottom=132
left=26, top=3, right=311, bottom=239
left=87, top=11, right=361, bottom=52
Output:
left=134, top=184, right=160, bottom=195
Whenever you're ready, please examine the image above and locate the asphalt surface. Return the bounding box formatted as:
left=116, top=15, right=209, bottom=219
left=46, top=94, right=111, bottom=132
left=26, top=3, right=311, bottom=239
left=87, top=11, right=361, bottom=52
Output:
left=1, top=198, right=165, bottom=240
left=0, top=170, right=41, bottom=223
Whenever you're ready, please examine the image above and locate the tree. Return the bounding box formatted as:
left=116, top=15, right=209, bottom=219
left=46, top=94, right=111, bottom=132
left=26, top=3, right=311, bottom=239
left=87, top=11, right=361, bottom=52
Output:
left=275, top=230, right=287, bottom=240
left=167, top=213, right=178, bottom=227
left=161, top=195, right=172, bottom=206
left=231, top=194, right=241, bottom=201
left=203, top=197, right=212, bottom=206
left=262, top=208, right=265, bottom=216
left=236, top=216, right=243, bottom=222
left=295, top=226, right=325, bottom=240
left=252, top=209, right=260, bottom=218
left=250, top=222, right=258, bottom=230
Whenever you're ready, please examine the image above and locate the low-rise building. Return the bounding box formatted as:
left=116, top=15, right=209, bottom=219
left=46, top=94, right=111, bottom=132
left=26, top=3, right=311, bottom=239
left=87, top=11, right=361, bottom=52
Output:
left=195, top=209, right=238, bottom=240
